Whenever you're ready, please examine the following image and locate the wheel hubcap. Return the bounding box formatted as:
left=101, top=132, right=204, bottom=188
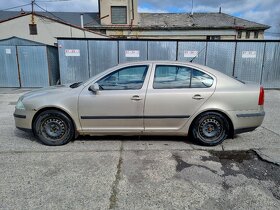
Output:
left=41, top=118, right=66, bottom=140
left=199, top=118, right=222, bottom=139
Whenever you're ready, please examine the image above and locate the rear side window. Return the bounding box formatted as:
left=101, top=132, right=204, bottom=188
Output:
left=153, top=65, right=214, bottom=89
left=153, top=65, right=191, bottom=89
left=191, top=69, right=214, bottom=88
left=98, top=65, right=148, bottom=90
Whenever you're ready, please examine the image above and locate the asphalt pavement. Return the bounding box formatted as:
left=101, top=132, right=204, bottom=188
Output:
left=0, top=88, right=279, bottom=210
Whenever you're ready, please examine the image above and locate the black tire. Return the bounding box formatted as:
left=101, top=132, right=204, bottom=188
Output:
left=191, top=112, right=229, bottom=146
left=33, top=110, right=75, bottom=146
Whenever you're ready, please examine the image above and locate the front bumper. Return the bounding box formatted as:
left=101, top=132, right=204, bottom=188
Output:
left=14, top=109, right=36, bottom=131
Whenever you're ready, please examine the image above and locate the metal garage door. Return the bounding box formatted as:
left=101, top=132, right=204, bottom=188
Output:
left=17, top=46, right=49, bottom=87
left=0, top=46, right=20, bottom=87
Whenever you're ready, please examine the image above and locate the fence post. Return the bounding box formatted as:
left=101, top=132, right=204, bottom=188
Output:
left=204, top=41, right=208, bottom=65
left=260, top=42, right=267, bottom=85
left=232, top=41, right=238, bottom=77
left=176, top=41, right=179, bottom=61
left=15, top=46, right=22, bottom=87
left=87, top=40, right=90, bottom=78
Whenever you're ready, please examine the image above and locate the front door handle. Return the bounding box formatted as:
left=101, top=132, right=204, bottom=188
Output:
left=131, top=95, right=142, bottom=101
left=192, top=94, right=204, bottom=100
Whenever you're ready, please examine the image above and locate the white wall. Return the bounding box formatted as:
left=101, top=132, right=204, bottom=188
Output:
left=0, top=14, right=107, bottom=46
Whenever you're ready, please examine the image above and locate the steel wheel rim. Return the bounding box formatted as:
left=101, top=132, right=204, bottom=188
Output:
left=41, top=117, right=66, bottom=141
left=198, top=117, right=222, bottom=142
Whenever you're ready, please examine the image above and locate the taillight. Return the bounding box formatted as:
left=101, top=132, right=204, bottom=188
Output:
left=258, top=86, right=264, bottom=105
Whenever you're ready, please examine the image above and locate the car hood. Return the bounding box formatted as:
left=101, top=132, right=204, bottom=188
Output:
left=21, top=84, right=73, bottom=101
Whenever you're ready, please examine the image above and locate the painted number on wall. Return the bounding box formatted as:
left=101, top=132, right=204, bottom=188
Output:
left=184, top=50, right=198, bottom=58
left=242, top=51, right=256, bottom=58
left=5, top=49, right=11, bottom=54
left=65, top=49, right=80, bottom=57
left=125, top=50, right=140, bottom=57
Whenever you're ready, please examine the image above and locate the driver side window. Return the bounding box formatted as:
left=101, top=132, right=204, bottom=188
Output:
left=97, top=65, right=148, bottom=90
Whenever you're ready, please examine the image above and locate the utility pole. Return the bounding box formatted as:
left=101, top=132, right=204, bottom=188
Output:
left=31, top=0, right=35, bottom=24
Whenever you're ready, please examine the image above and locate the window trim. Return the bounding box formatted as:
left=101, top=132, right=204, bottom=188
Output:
left=254, top=31, right=259, bottom=39
left=111, top=6, right=127, bottom=24
left=237, top=31, right=242, bottom=39
left=96, top=65, right=149, bottom=91
left=152, top=65, right=214, bottom=90
left=206, top=35, right=221, bottom=40
left=246, top=31, right=250, bottom=39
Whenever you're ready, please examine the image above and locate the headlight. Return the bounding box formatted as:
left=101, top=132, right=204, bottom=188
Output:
left=15, top=98, right=25, bottom=110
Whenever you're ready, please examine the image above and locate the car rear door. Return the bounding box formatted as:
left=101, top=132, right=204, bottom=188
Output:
left=144, top=63, right=216, bottom=132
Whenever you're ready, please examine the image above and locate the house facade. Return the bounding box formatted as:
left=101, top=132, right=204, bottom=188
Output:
left=0, top=0, right=270, bottom=43
left=90, top=0, right=270, bottom=40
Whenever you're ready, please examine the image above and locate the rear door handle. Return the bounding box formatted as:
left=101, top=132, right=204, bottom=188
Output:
left=131, top=95, right=142, bottom=101
left=192, top=94, right=204, bottom=100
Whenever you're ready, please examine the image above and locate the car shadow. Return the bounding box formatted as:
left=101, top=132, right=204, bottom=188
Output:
left=15, top=127, right=235, bottom=147
left=75, top=135, right=190, bottom=142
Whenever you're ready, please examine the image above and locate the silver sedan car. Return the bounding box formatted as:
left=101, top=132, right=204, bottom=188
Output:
left=14, top=61, right=265, bottom=146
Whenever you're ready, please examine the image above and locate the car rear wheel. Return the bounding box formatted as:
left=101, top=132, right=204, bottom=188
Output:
left=191, top=112, right=229, bottom=146
left=33, top=110, right=74, bottom=146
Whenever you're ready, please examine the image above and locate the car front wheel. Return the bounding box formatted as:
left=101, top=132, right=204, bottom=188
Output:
left=191, top=112, right=229, bottom=146
left=33, top=110, right=75, bottom=146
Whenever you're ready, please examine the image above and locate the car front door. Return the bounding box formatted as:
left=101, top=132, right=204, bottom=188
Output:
left=79, top=64, right=151, bottom=133
left=144, top=64, right=215, bottom=132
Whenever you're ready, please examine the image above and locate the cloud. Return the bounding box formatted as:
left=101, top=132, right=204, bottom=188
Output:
left=138, top=7, right=167, bottom=13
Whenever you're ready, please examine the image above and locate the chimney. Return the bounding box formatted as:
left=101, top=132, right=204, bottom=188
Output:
left=20, top=8, right=25, bottom=15
left=80, top=14, right=84, bottom=28
left=234, top=18, right=236, bottom=25
left=219, top=7, right=222, bottom=13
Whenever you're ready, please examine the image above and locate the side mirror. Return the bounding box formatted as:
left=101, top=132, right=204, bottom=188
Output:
left=89, top=83, right=100, bottom=94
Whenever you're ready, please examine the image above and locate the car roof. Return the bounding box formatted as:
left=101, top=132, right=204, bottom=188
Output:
left=116, top=60, right=242, bottom=87
left=116, top=60, right=222, bottom=76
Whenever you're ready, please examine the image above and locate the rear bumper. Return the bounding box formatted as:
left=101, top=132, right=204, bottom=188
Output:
left=236, top=112, right=265, bottom=118
left=228, top=110, right=265, bottom=135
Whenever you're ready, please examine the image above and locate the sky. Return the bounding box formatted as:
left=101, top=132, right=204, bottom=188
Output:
left=1, top=0, right=280, bottom=39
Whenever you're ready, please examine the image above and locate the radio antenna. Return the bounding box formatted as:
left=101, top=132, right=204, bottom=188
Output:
left=190, top=46, right=206, bottom=63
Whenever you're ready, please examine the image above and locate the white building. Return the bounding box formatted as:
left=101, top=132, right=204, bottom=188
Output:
left=0, top=0, right=270, bottom=41
left=0, top=12, right=107, bottom=46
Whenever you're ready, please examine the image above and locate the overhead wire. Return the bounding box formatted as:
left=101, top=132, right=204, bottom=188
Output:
left=34, top=2, right=67, bottom=23
left=0, top=3, right=31, bottom=11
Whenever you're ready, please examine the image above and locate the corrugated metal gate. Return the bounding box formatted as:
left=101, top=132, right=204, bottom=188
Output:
left=0, top=37, right=59, bottom=87
left=17, top=46, right=50, bottom=87
left=0, top=46, right=20, bottom=87
left=57, top=39, right=280, bottom=88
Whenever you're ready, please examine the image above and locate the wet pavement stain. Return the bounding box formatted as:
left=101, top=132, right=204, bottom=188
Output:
left=172, top=151, right=280, bottom=200
left=172, top=154, right=192, bottom=172
left=172, top=153, right=218, bottom=174
left=206, top=150, right=255, bottom=163
left=206, top=150, right=280, bottom=200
